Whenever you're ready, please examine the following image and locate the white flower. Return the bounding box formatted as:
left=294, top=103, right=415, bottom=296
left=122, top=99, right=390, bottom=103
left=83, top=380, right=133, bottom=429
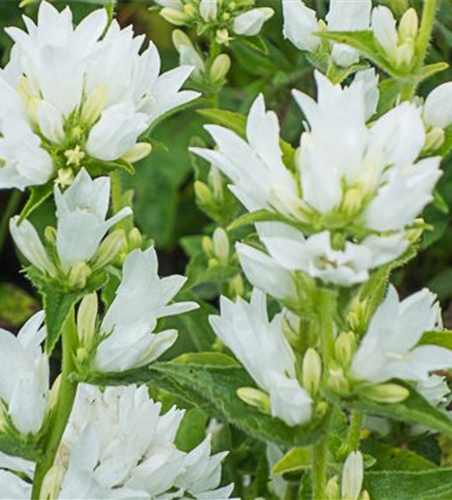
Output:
left=10, top=169, right=131, bottom=278
left=209, top=289, right=312, bottom=426
left=417, top=375, right=450, bottom=406
left=233, top=8, right=274, bottom=37
left=351, top=286, right=452, bottom=385
left=341, top=451, right=364, bottom=500
left=2, top=1, right=199, bottom=183
left=372, top=6, right=398, bottom=55
left=283, top=0, right=372, bottom=67
left=59, top=384, right=233, bottom=499
left=93, top=248, right=198, bottom=373
left=240, top=222, right=407, bottom=289
left=54, top=169, right=132, bottom=272
left=293, top=71, right=439, bottom=231
left=191, top=95, right=299, bottom=215
left=0, top=312, right=49, bottom=435
left=423, top=82, right=452, bottom=129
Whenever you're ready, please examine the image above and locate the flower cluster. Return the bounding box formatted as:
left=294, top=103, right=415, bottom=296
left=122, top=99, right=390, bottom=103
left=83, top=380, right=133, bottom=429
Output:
left=193, top=70, right=441, bottom=288
left=0, top=385, right=233, bottom=499
left=156, top=0, right=274, bottom=43
left=0, top=1, right=199, bottom=191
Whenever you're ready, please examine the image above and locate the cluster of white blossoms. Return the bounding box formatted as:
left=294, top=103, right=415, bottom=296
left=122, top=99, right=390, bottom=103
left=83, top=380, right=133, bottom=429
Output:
left=0, top=1, right=199, bottom=191
left=156, top=0, right=274, bottom=44
left=0, top=385, right=234, bottom=499
left=193, top=70, right=442, bottom=288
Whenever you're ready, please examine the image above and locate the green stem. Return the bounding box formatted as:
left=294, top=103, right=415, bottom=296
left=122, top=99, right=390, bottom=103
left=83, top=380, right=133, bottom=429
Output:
left=31, top=312, right=78, bottom=500
left=318, top=290, right=335, bottom=372
left=416, top=0, right=439, bottom=70
left=0, top=190, right=22, bottom=259
left=110, top=171, right=124, bottom=215
left=348, top=411, right=363, bottom=451
left=312, top=436, right=328, bottom=500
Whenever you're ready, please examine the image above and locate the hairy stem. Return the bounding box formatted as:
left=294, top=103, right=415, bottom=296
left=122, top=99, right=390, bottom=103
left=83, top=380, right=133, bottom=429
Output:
left=31, top=311, right=78, bottom=499
left=348, top=411, right=364, bottom=451
left=416, top=0, right=439, bottom=70
left=0, top=190, right=22, bottom=259
left=312, top=436, right=328, bottom=500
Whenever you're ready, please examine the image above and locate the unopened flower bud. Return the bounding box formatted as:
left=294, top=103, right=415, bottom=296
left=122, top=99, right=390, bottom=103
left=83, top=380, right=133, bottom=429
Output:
left=424, top=127, right=445, bottom=152
left=48, top=375, right=62, bottom=412
left=335, top=332, right=355, bottom=368
left=44, top=226, right=57, bottom=245
left=216, top=28, right=231, bottom=45
left=91, top=229, right=126, bottom=270
left=199, top=0, right=218, bottom=22
left=77, top=293, right=98, bottom=348
left=172, top=29, right=194, bottom=50
left=208, top=166, right=223, bottom=200
left=237, top=387, right=271, bottom=413
left=328, top=366, right=349, bottom=394
left=202, top=236, right=214, bottom=257
left=194, top=181, right=213, bottom=205
left=122, top=142, right=152, bottom=163
left=82, top=83, right=107, bottom=126
left=210, top=54, right=231, bottom=84
left=212, top=227, right=230, bottom=264
left=41, top=464, right=65, bottom=500
left=361, top=490, right=371, bottom=500
left=398, top=8, right=419, bottom=42
left=208, top=257, right=219, bottom=268
left=325, top=475, right=340, bottom=500
left=365, top=383, right=410, bottom=403
left=342, top=451, right=364, bottom=500
left=229, top=274, right=244, bottom=297
left=68, top=262, right=91, bottom=289
left=396, top=42, right=414, bottom=67
left=302, top=348, right=322, bottom=395
left=160, top=7, right=191, bottom=26
left=128, top=227, right=143, bottom=250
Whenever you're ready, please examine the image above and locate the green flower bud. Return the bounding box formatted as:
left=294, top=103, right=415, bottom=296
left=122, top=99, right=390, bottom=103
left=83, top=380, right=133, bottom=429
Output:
left=325, top=475, right=340, bottom=500
left=128, top=227, right=143, bottom=250
left=210, top=54, right=231, bottom=84
left=122, top=142, right=152, bottom=163
left=77, top=293, right=98, bottom=348
left=424, top=127, right=445, bottom=152
left=81, top=83, right=107, bottom=126
left=172, top=29, right=194, bottom=51
left=237, top=387, right=271, bottom=413
left=328, top=366, right=349, bottom=394
left=398, top=8, right=419, bottom=43
left=68, top=262, right=91, bottom=289
left=91, top=229, right=126, bottom=271
left=212, top=227, right=230, bottom=264
left=160, top=7, right=191, bottom=26
left=395, top=41, right=414, bottom=67
left=302, top=348, right=322, bottom=396
left=44, top=226, right=57, bottom=245
left=41, top=465, right=65, bottom=500
left=194, top=181, right=213, bottom=205
left=335, top=332, right=355, bottom=368
left=365, top=383, right=410, bottom=403
left=216, top=28, right=231, bottom=45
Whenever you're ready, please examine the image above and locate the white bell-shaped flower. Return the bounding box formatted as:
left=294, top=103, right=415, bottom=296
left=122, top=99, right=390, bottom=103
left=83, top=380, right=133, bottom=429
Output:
left=93, top=248, right=198, bottom=373
left=209, top=289, right=312, bottom=426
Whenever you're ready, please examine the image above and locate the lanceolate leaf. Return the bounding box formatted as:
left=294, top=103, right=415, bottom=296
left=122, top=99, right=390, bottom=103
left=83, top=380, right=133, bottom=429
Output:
left=26, top=268, right=107, bottom=354
left=86, top=357, right=329, bottom=448
left=19, top=183, right=53, bottom=222
left=419, top=330, right=452, bottom=351
left=365, top=468, right=452, bottom=500
left=324, top=387, right=452, bottom=438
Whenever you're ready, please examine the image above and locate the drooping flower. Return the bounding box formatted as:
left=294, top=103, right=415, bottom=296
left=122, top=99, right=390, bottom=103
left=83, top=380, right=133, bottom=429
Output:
left=282, top=0, right=372, bottom=67
left=351, top=286, right=452, bottom=385
left=10, top=169, right=131, bottom=284
left=0, top=1, right=199, bottom=190
left=209, top=289, right=312, bottom=426
left=0, top=312, right=49, bottom=435
left=91, top=248, right=198, bottom=373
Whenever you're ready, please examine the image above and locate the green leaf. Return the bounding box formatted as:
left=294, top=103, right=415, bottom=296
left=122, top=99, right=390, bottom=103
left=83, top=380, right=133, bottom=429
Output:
left=324, top=386, right=452, bottom=438
left=361, top=439, right=437, bottom=472
left=86, top=361, right=329, bottom=448
left=0, top=434, right=41, bottom=462
left=419, top=330, right=452, bottom=351
left=176, top=408, right=209, bottom=452
left=272, top=447, right=312, bottom=475
left=26, top=268, right=107, bottom=354
left=20, top=183, right=53, bottom=222
left=377, top=79, right=402, bottom=116
left=85, top=157, right=135, bottom=177
left=433, top=190, right=450, bottom=215
left=172, top=352, right=239, bottom=367
left=438, top=124, right=452, bottom=159
left=227, top=209, right=292, bottom=232
left=365, top=468, right=452, bottom=500
left=419, top=62, right=449, bottom=83
left=240, top=35, right=268, bottom=54
left=315, top=30, right=405, bottom=78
